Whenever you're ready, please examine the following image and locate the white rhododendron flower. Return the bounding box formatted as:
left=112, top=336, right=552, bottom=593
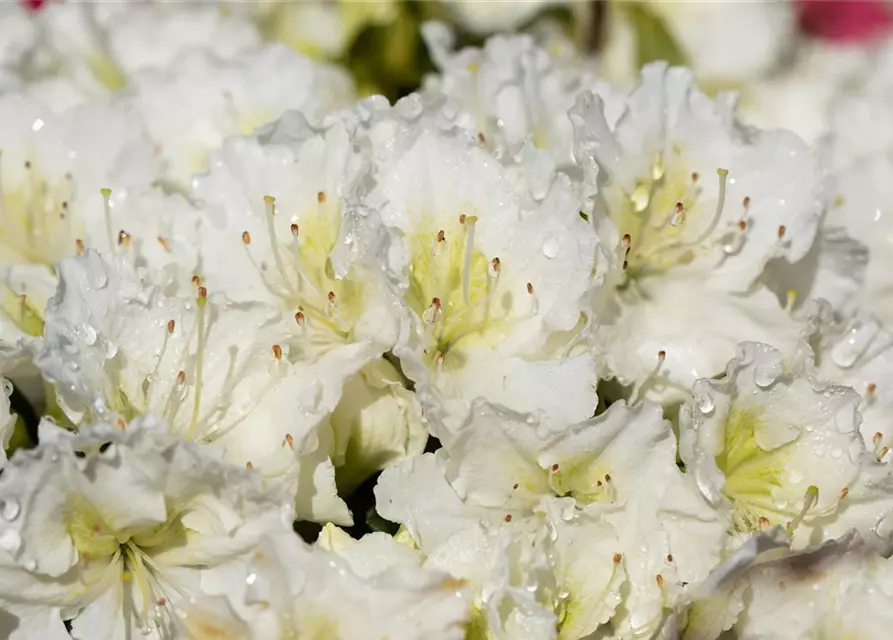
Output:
left=364, top=101, right=600, bottom=432
left=4, top=3, right=893, bottom=636
left=30, top=3, right=259, bottom=99
left=0, top=414, right=292, bottom=639
left=126, top=44, right=354, bottom=184
left=34, top=250, right=364, bottom=524
left=0, top=93, right=160, bottom=343
left=680, top=341, right=893, bottom=550
left=570, top=62, right=822, bottom=401
left=376, top=398, right=725, bottom=638
left=177, top=530, right=472, bottom=640
left=422, top=22, right=614, bottom=168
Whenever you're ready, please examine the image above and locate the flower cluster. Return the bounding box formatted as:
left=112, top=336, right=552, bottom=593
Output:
left=2, top=1, right=893, bottom=639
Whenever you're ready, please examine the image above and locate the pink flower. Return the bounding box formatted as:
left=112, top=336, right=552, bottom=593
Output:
left=796, top=0, right=893, bottom=43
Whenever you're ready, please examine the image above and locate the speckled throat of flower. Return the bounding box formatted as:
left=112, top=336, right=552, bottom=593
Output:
left=240, top=192, right=365, bottom=355
left=405, top=211, right=534, bottom=371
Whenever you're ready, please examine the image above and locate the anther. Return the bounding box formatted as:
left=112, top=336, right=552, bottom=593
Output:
left=667, top=554, right=674, bottom=563
left=241, top=231, right=251, bottom=245
left=867, top=382, right=877, bottom=396
left=436, top=229, right=445, bottom=243
left=656, top=574, right=664, bottom=588
left=117, top=229, right=131, bottom=247
left=192, top=275, right=201, bottom=288
left=839, top=487, right=849, bottom=500
left=176, top=370, right=186, bottom=385
left=328, top=291, right=337, bottom=305
left=246, top=461, right=253, bottom=470
left=503, top=514, right=512, bottom=523
left=458, top=214, right=467, bottom=225
left=738, top=219, right=747, bottom=231
left=317, top=191, right=326, bottom=204
left=116, top=417, right=126, bottom=430
left=197, top=286, right=208, bottom=303
left=550, top=463, right=559, bottom=472
left=604, top=473, right=612, bottom=483
left=272, top=344, right=282, bottom=360
left=167, top=320, right=175, bottom=334
left=670, top=202, right=686, bottom=227
left=874, top=432, right=883, bottom=446
left=490, top=257, right=501, bottom=276
left=657, top=350, right=666, bottom=364
left=777, top=225, right=786, bottom=240
left=613, top=553, right=622, bottom=565
left=290, top=223, right=299, bottom=238
left=75, top=238, right=85, bottom=255
left=757, top=516, right=770, bottom=531
left=879, top=446, right=889, bottom=462
left=295, top=311, right=305, bottom=326
left=621, top=233, right=631, bottom=254
left=691, top=172, right=700, bottom=183
left=527, top=282, right=534, bottom=295
left=478, top=132, right=486, bottom=146
left=742, top=196, right=751, bottom=209
left=157, top=236, right=171, bottom=251
left=285, top=433, right=295, bottom=450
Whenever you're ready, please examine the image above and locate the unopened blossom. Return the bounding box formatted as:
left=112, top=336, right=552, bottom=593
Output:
left=360, top=100, right=600, bottom=432
left=126, top=43, right=354, bottom=184
left=0, top=414, right=292, bottom=639
left=679, top=341, right=893, bottom=551
left=570, top=62, right=822, bottom=402
left=176, top=530, right=471, bottom=640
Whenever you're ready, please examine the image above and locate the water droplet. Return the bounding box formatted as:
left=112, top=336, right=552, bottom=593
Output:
left=1, top=498, right=20, bottom=521
left=831, top=320, right=879, bottom=368
left=753, top=360, right=781, bottom=388
left=80, top=324, right=97, bottom=346
left=695, top=390, right=715, bottom=415
left=104, top=340, right=118, bottom=359
left=542, top=237, right=560, bottom=260
left=0, top=528, right=20, bottom=554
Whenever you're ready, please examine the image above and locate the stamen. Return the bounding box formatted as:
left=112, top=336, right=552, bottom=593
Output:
left=317, top=191, right=326, bottom=204
left=462, top=215, right=478, bottom=306
left=873, top=432, right=883, bottom=446
left=294, top=311, right=305, bottom=326
left=777, top=225, right=786, bottom=240
left=290, top=223, right=299, bottom=238
left=489, top=257, right=501, bottom=279
left=263, top=195, right=298, bottom=298
left=613, top=553, right=622, bottom=565
left=757, top=516, right=771, bottom=531
left=620, top=233, right=631, bottom=255
left=167, top=320, right=175, bottom=335
left=184, top=287, right=207, bottom=440
left=117, top=229, right=131, bottom=247
left=424, top=297, right=442, bottom=324
left=503, top=513, right=512, bottom=523
left=839, top=487, right=849, bottom=501
left=101, top=188, right=114, bottom=251
left=786, top=485, right=818, bottom=534
left=272, top=344, right=282, bottom=360
left=191, top=275, right=201, bottom=288
left=157, top=236, right=171, bottom=252
left=284, top=433, right=295, bottom=450
left=246, top=461, right=253, bottom=470
left=75, top=238, right=85, bottom=255
left=241, top=231, right=251, bottom=245
left=685, top=168, right=729, bottom=246
left=656, top=574, right=665, bottom=588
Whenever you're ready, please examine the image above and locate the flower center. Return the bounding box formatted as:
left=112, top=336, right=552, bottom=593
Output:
left=607, top=152, right=741, bottom=288
left=405, top=213, right=524, bottom=369
left=0, top=154, right=81, bottom=268
left=242, top=193, right=365, bottom=355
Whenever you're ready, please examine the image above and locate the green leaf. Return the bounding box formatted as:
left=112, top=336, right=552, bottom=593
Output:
left=617, top=2, right=689, bottom=69
left=365, top=506, right=398, bottom=535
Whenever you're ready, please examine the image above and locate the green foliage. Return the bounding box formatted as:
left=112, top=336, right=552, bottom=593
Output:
left=616, top=1, right=689, bottom=69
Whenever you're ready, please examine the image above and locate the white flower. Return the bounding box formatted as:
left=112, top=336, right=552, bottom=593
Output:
left=681, top=530, right=893, bottom=640
left=0, top=92, right=161, bottom=344
left=34, top=250, right=361, bottom=524
left=570, top=63, right=822, bottom=401
left=364, top=103, right=600, bottom=433
left=324, top=358, right=427, bottom=494
left=421, top=22, right=614, bottom=168
left=30, top=3, right=260, bottom=98
left=0, top=413, right=292, bottom=639
left=126, top=43, right=354, bottom=184
left=0, top=4, right=35, bottom=90
left=679, top=340, right=893, bottom=550
left=176, top=530, right=471, bottom=640
left=376, top=398, right=723, bottom=639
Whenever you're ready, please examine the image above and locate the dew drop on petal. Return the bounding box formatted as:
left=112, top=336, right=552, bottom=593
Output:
left=695, top=390, right=715, bottom=415
left=0, top=528, right=21, bottom=554
left=541, top=237, right=560, bottom=259
left=1, top=498, right=20, bottom=521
